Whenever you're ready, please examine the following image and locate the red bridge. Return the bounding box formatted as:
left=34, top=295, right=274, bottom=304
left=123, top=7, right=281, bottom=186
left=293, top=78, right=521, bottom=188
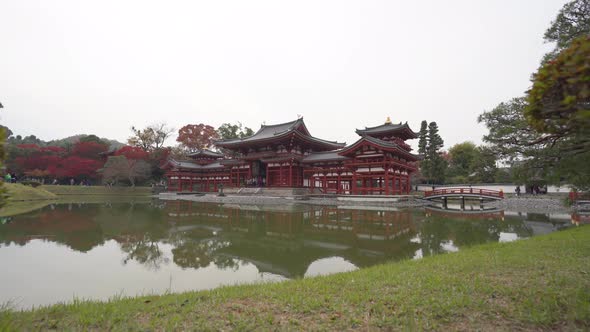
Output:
left=424, top=187, right=504, bottom=201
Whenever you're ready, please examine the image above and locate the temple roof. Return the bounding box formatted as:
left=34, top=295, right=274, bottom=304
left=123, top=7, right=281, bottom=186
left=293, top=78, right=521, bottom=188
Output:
left=302, top=151, right=350, bottom=163
left=187, top=149, right=224, bottom=159
left=215, top=118, right=345, bottom=150
left=165, top=159, right=225, bottom=170
left=356, top=121, right=418, bottom=139
left=339, top=136, right=420, bottom=161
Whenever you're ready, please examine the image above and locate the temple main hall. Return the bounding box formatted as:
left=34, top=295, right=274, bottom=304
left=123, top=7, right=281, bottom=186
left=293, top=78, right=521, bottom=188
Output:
left=162, top=118, right=418, bottom=195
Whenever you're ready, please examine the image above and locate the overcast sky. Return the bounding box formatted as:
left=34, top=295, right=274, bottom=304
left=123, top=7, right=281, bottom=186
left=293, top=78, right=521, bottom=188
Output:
left=0, top=0, right=567, bottom=149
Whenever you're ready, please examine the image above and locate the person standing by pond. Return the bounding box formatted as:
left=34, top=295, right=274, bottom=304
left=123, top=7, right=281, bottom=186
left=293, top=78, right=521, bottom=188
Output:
left=4, top=173, right=11, bottom=183
left=515, top=186, right=521, bottom=197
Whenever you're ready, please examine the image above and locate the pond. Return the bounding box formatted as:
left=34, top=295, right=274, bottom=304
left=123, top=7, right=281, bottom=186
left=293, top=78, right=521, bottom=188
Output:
left=0, top=199, right=573, bottom=309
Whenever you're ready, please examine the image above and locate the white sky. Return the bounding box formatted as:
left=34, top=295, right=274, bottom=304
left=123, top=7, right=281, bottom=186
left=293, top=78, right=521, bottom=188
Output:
left=0, top=0, right=567, bottom=150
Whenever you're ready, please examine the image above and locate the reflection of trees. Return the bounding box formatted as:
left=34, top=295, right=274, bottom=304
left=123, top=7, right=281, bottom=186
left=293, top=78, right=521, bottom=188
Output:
left=419, top=211, right=535, bottom=255
left=0, top=205, right=104, bottom=251
left=172, top=239, right=234, bottom=269
left=119, top=234, right=169, bottom=271
left=419, top=219, right=452, bottom=256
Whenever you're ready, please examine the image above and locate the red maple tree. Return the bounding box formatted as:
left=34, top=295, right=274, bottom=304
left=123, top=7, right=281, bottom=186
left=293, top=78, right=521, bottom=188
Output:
left=176, top=124, right=219, bottom=151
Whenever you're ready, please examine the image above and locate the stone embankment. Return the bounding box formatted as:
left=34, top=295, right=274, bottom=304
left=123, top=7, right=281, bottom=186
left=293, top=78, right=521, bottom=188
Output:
left=159, top=192, right=428, bottom=208
left=160, top=192, right=573, bottom=212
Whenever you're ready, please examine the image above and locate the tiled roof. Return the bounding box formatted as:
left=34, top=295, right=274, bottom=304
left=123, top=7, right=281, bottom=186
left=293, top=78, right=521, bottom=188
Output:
left=169, top=159, right=225, bottom=170
left=356, top=122, right=418, bottom=138
left=215, top=118, right=345, bottom=150
left=340, top=136, right=420, bottom=160
left=187, top=149, right=224, bottom=158
left=302, top=151, right=350, bottom=163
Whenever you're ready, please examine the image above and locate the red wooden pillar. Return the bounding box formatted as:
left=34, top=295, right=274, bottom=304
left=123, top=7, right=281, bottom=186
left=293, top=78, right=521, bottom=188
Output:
left=384, top=170, right=390, bottom=195
left=289, top=163, right=293, bottom=187
left=337, top=172, right=341, bottom=194
left=265, top=164, right=270, bottom=187
left=406, top=174, right=411, bottom=194
left=352, top=171, right=357, bottom=195
left=401, top=174, right=406, bottom=193
left=177, top=175, right=182, bottom=192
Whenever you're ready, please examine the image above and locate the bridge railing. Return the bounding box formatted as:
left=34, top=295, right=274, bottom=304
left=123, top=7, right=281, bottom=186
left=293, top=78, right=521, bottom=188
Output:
left=424, top=188, right=504, bottom=199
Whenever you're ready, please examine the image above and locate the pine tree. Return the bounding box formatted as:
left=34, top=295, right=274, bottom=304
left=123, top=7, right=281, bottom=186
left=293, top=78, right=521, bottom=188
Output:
left=418, top=120, right=428, bottom=155
left=426, top=122, right=446, bottom=184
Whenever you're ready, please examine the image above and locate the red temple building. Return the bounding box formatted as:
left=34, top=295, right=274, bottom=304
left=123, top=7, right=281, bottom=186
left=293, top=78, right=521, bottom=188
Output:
left=162, top=117, right=419, bottom=195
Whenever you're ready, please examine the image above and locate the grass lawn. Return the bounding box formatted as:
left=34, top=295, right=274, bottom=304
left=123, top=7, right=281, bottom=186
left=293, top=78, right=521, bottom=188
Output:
left=1, top=225, right=589, bottom=330
left=2, top=183, right=57, bottom=201
left=0, top=183, right=152, bottom=217
left=41, top=185, right=152, bottom=196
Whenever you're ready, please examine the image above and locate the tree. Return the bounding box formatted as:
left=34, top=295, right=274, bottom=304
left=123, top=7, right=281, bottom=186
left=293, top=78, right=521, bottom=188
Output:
left=176, top=124, right=219, bottom=152
left=128, top=123, right=173, bottom=152
left=217, top=122, right=254, bottom=140
left=543, top=0, right=590, bottom=60
left=417, top=120, right=428, bottom=156
left=477, top=1, right=590, bottom=190
left=525, top=35, right=590, bottom=190
left=478, top=98, right=552, bottom=186
left=0, top=103, right=5, bottom=208
left=447, top=142, right=478, bottom=179
left=470, top=147, right=498, bottom=183
left=114, top=146, right=150, bottom=160
left=526, top=36, right=590, bottom=154
left=78, top=134, right=104, bottom=144
left=71, top=141, right=109, bottom=160
left=420, top=122, right=447, bottom=184
left=478, top=98, right=540, bottom=159
left=102, top=155, right=151, bottom=186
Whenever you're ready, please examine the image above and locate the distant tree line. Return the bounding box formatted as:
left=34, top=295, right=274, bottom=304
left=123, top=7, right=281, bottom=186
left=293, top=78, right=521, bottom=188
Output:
left=1, top=120, right=254, bottom=187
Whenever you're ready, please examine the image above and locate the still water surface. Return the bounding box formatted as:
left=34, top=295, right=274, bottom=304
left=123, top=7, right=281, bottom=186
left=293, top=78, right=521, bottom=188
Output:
left=0, top=199, right=572, bottom=309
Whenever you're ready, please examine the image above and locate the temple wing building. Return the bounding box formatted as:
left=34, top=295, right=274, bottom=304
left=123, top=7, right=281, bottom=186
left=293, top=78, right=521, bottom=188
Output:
left=162, top=117, right=419, bottom=195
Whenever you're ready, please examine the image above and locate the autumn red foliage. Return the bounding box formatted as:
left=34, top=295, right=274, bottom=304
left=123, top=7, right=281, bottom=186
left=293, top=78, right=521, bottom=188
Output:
left=114, top=146, right=150, bottom=160
left=10, top=142, right=109, bottom=181
left=176, top=124, right=219, bottom=151
left=71, top=141, right=108, bottom=159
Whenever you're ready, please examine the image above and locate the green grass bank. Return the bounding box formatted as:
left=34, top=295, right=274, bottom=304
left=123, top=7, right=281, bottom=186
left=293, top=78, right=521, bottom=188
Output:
left=0, top=183, right=152, bottom=217
left=40, top=184, right=152, bottom=196
left=2, top=226, right=589, bottom=330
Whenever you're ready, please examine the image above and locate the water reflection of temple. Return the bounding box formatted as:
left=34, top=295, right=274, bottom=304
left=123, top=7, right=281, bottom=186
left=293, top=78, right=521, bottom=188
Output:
left=0, top=201, right=574, bottom=279
left=165, top=201, right=421, bottom=277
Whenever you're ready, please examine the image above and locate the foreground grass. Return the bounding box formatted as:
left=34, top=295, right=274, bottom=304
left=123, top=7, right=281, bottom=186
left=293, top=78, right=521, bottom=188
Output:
left=2, top=226, right=589, bottom=330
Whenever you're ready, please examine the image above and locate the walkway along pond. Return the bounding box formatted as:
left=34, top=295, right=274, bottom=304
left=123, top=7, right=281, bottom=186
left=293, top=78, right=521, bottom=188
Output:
left=0, top=199, right=576, bottom=309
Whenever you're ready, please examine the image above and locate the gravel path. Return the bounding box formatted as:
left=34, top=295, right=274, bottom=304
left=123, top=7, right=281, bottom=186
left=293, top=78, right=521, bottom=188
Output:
left=484, top=196, right=572, bottom=213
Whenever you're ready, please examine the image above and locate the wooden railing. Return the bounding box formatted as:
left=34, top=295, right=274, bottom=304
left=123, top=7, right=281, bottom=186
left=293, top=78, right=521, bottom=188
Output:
left=424, top=188, right=504, bottom=199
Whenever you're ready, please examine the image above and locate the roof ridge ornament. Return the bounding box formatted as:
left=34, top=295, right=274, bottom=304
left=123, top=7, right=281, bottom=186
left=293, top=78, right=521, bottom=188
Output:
left=385, top=116, right=392, bottom=124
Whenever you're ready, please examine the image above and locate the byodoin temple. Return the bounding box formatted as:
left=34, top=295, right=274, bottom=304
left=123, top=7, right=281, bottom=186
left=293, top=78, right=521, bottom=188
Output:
left=162, top=117, right=419, bottom=195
